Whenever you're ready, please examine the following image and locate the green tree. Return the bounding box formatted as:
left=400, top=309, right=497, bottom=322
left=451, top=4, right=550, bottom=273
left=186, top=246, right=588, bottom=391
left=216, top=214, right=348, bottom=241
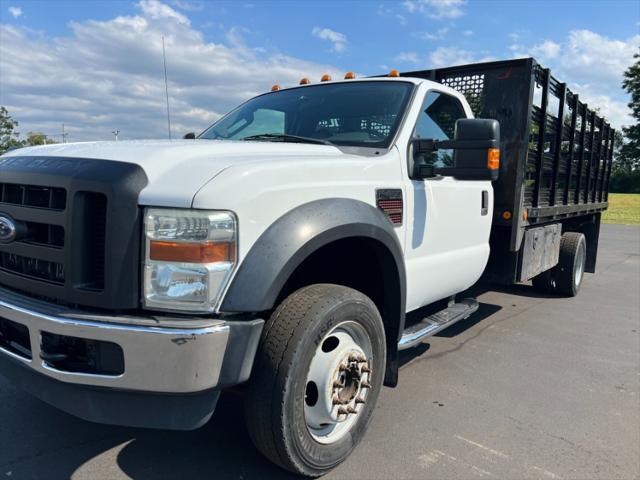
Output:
left=619, top=51, right=640, bottom=171
left=0, top=106, right=24, bottom=154
left=25, top=132, right=56, bottom=146
left=610, top=51, right=640, bottom=193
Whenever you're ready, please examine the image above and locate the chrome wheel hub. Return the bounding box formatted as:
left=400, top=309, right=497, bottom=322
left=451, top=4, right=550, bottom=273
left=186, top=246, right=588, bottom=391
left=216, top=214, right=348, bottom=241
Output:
left=304, top=321, right=373, bottom=444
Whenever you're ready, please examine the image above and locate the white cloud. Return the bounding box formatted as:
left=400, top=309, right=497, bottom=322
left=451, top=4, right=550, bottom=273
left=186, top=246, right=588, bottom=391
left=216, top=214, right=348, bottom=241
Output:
left=429, top=46, right=474, bottom=67
left=462, top=30, right=473, bottom=36
left=395, top=52, right=421, bottom=64
left=530, top=40, right=561, bottom=59
left=511, top=29, right=639, bottom=128
left=403, top=0, right=466, bottom=19
left=311, top=26, right=347, bottom=53
left=169, top=0, right=204, bottom=11
left=415, top=27, right=449, bottom=41
left=139, top=0, right=189, bottom=24
left=7, top=6, right=22, bottom=18
left=0, top=0, right=342, bottom=141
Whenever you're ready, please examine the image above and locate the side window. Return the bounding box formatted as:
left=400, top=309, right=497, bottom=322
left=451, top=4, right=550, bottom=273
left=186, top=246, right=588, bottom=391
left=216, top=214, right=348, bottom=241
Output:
left=413, top=91, right=467, bottom=168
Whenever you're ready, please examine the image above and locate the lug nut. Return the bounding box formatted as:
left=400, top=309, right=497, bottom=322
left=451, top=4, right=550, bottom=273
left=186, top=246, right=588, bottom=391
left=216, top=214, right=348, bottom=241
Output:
left=332, top=394, right=348, bottom=405
left=355, top=396, right=366, bottom=404
left=337, top=407, right=349, bottom=415
left=347, top=406, right=357, bottom=414
left=338, top=363, right=349, bottom=372
left=361, top=365, right=372, bottom=373
left=360, top=381, right=371, bottom=389
left=333, top=380, right=344, bottom=389
left=349, top=354, right=366, bottom=363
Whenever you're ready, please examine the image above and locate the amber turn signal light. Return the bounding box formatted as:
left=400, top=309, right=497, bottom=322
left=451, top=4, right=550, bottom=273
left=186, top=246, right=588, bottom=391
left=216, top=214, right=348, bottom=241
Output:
left=150, top=241, right=235, bottom=263
left=487, top=148, right=500, bottom=170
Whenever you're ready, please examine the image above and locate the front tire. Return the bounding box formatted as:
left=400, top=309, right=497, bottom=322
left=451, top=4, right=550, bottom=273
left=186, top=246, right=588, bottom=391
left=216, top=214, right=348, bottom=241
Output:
left=244, top=284, right=386, bottom=477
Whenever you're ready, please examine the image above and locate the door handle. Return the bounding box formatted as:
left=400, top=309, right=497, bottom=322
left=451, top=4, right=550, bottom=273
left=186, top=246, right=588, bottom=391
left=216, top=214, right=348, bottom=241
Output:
left=481, top=190, right=489, bottom=216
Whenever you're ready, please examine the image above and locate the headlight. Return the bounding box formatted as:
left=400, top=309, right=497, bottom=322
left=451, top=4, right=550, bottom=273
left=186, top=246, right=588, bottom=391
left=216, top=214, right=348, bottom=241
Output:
left=143, top=208, right=237, bottom=313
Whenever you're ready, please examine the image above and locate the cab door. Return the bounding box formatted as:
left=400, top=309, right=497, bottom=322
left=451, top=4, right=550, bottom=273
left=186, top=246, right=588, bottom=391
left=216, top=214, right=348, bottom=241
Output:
left=403, top=88, right=492, bottom=312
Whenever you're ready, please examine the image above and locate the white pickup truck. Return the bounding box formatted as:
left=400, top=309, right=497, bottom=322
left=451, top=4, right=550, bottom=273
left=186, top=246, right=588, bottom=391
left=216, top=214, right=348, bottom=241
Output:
left=0, top=58, right=613, bottom=476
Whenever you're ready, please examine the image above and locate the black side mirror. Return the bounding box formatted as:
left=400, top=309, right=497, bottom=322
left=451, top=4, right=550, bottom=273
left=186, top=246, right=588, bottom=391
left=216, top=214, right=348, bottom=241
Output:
left=183, top=132, right=196, bottom=139
left=413, top=119, right=500, bottom=181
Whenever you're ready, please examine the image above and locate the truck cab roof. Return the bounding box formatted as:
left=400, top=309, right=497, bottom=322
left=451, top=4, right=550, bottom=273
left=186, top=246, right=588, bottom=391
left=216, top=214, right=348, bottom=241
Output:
left=267, top=75, right=464, bottom=100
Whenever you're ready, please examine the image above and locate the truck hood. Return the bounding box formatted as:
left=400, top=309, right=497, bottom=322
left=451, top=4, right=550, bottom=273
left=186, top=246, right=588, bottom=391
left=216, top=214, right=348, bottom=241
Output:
left=2, top=139, right=344, bottom=207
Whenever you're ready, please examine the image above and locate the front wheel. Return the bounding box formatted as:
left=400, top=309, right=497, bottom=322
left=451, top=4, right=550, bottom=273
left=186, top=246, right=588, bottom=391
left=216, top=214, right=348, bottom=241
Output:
left=244, top=284, right=386, bottom=477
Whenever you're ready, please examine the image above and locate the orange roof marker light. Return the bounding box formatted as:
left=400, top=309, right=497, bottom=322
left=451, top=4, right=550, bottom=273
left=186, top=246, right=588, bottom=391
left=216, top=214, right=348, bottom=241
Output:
left=388, top=69, right=400, bottom=77
left=320, top=74, right=332, bottom=82
left=271, top=84, right=281, bottom=92
left=300, top=77, right=311, bottom=85
left=344, top=71, right=356, bottom=79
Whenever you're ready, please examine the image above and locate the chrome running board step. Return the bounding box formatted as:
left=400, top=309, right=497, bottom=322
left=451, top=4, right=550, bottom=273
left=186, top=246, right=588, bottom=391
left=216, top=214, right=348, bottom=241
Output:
left=398, top=298, right=479, bottom=351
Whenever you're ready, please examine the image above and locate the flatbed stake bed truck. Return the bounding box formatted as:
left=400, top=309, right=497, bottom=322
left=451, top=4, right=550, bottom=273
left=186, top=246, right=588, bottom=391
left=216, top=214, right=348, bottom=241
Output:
left=0, top=57, right=614, bottom=476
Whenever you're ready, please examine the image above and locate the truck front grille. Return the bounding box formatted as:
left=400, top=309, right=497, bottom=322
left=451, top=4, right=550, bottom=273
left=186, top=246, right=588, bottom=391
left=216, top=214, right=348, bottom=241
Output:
left=1, top=182, right=66, bottom=210
left=0, top=156, right=147, bottom=310
left=0, top=188, right=106, bottom=292
left=0, top=252, right=65, bottom=284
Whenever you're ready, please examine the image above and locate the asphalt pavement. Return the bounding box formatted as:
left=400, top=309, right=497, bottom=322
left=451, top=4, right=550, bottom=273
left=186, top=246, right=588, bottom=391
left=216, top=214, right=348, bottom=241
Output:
left=1, top=224, right=639, bottom=479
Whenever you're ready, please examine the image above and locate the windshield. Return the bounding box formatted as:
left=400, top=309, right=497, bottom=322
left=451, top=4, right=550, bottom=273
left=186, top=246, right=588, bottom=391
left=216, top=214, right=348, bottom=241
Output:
left=199, top=81, right=414, bottom=148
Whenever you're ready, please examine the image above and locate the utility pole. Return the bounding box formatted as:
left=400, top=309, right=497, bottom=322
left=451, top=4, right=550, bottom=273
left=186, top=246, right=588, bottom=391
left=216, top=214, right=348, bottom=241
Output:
left=61, top=124, right=68, bottom=143
left=162, top=36, right=172, bottom=140
left=112, top=130, right=120, bottom=141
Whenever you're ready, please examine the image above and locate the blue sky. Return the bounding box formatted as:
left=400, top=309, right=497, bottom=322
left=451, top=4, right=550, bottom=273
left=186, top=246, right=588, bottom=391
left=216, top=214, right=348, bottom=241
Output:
left=0, top=0, right=638, bottom=141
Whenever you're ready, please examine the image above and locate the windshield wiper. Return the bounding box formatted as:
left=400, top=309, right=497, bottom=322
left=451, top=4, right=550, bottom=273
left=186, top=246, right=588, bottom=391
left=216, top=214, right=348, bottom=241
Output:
left=240, top=133, right=333, bottom=146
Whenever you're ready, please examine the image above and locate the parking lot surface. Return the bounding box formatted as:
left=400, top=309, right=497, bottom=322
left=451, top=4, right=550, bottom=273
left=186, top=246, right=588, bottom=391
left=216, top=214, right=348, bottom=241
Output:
left=1, top=224, right=639, bottom=479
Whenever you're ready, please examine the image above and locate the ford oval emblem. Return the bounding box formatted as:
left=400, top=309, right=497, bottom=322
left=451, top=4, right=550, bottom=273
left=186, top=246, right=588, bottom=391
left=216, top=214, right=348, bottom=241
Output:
left=0, top=215, right=17, bottom=244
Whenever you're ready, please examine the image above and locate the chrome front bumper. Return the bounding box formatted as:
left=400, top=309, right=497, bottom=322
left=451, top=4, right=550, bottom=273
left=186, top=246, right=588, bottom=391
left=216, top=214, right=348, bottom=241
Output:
left=0, top=287, right=263, bottom=394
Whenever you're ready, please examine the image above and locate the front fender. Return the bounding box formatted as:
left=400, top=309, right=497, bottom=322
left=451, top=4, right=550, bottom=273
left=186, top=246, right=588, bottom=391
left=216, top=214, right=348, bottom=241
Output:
left=220, top=198, right=406, bottom=315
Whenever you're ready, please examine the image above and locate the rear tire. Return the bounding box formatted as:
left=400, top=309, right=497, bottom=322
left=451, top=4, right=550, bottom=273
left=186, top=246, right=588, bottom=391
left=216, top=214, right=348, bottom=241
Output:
left=554, top=232, right=587, bottom=296
left=244, top=284, right=386, bottom=477
left=532, top=232, right=586, bottom=297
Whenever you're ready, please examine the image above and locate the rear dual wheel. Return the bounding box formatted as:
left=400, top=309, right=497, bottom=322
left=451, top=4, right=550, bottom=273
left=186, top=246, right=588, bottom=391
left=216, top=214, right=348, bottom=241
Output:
left=244, top=284, right=386, bottom=477
left=532, top=231, right=586, bottom=297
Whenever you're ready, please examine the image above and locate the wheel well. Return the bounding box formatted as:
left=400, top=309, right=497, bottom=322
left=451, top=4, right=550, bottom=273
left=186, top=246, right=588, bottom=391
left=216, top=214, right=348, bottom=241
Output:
left=276, top=237, right=403, bottom=385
